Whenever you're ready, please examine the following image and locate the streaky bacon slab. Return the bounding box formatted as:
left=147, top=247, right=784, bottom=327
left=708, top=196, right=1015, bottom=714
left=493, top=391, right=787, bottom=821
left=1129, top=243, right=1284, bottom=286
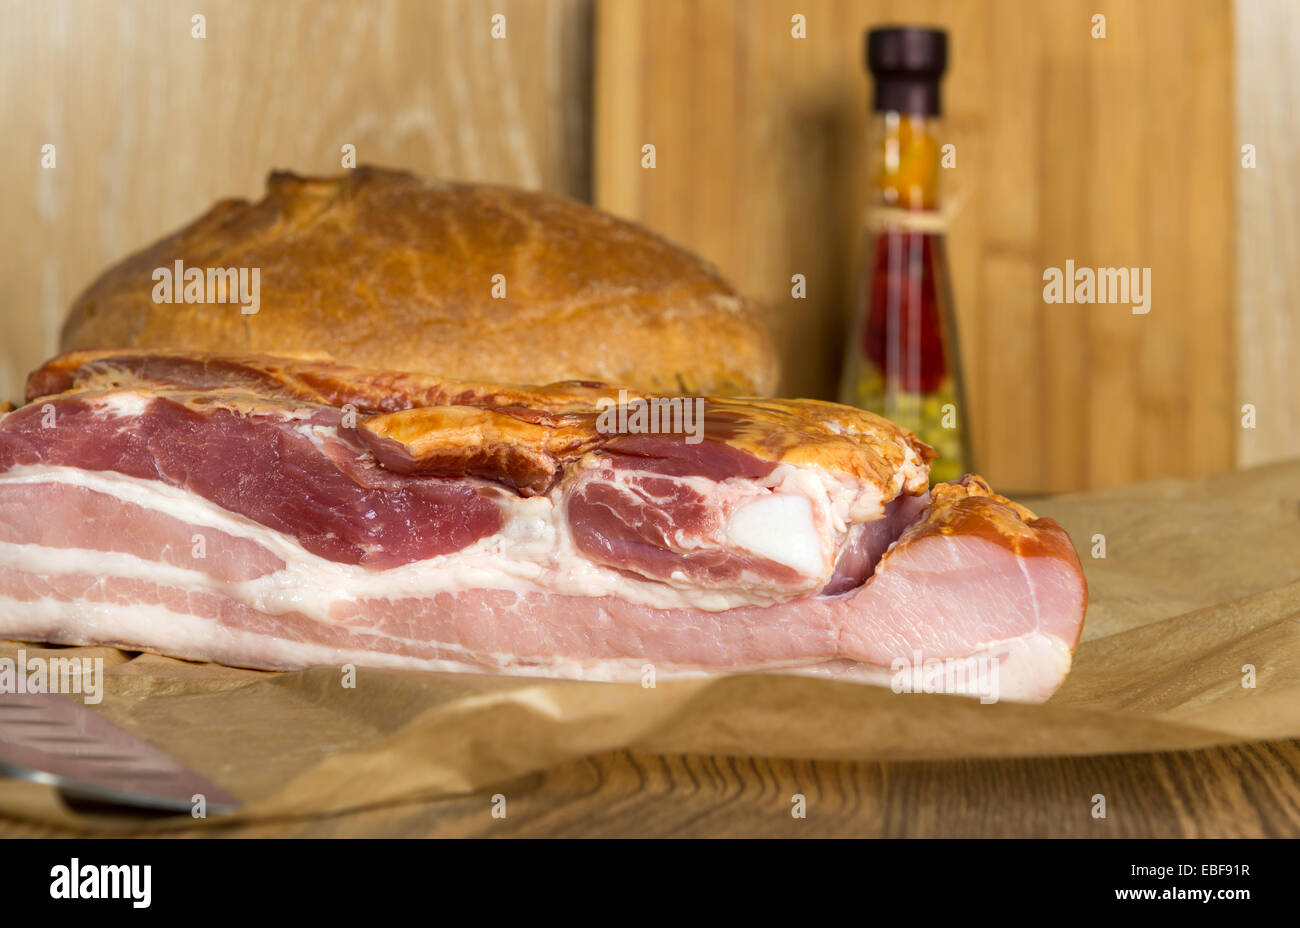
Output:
left=1, top=350, right=1087, bottom=702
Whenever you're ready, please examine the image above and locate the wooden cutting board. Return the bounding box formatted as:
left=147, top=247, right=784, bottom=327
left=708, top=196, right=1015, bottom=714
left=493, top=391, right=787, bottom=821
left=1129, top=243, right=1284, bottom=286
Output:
left=594, top=0, right=1235, bottom=494
left=5, top=742, right=1298, bottom=837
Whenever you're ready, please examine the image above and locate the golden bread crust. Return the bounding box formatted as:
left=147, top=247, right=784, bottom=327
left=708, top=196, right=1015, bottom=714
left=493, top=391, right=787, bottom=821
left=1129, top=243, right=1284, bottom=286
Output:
left=60, top=167, right=780, bottom=396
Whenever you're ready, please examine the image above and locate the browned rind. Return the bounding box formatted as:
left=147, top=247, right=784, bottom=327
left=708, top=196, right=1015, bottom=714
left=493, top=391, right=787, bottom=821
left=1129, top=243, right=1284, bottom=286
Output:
left=918, top=474, right=1083, bottom=564
left=26, top=349, right=933, bottom=502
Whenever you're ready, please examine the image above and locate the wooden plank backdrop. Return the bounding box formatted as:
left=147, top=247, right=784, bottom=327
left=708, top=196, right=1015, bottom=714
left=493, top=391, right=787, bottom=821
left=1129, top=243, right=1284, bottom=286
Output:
left=0, top=0, right=592, bottom=403
left=595, top=0, right=1238, bottom=494
left=2, top=0, right=1291, bottom=493
left=1235, top=0, right=1300, bottom=469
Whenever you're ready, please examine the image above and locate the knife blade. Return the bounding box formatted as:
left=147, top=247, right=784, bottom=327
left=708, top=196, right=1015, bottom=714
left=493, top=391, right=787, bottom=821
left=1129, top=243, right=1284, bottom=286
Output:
left=0, top=692, right=240, bottom=815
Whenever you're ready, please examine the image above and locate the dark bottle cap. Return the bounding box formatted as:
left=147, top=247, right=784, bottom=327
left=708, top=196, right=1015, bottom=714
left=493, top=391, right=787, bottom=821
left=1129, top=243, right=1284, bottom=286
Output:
left=865, top=26, right=947, bottom=115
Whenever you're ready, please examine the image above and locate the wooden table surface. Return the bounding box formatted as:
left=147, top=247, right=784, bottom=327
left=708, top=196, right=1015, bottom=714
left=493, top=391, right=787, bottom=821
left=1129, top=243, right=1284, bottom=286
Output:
left=3, top=739, right=1297, bottom=837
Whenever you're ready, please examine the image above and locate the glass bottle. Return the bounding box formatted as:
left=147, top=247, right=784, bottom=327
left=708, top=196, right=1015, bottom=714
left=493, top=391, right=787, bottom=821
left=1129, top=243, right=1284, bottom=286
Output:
left=839, top=27, right=972, bottom=484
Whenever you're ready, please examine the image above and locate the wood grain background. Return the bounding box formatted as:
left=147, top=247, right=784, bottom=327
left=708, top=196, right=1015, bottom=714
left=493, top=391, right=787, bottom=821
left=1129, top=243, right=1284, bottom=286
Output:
left=595, top=0, right=1240, bottom=494
left=0, top=0, right=592, bottom=401
left=1, top=0, right=1296, bottom=492
left=1236, top=0, right=1300, bottom=469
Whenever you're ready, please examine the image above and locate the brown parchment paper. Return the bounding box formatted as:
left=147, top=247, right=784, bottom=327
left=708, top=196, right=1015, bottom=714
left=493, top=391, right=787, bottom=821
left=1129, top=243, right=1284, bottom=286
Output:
left=2, top=460, right=1298, bottom=831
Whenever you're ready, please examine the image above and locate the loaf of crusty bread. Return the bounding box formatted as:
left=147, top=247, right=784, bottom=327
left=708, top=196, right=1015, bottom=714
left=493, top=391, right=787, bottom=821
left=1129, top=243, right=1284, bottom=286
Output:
left=61, top=166, right=779, bottom=396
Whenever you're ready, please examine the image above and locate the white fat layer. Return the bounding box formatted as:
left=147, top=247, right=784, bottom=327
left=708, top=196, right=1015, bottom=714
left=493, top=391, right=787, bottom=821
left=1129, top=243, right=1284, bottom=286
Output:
left=725, top=495, right=825, bottom=577
left=84, top=392, right=153, bottom=417
left=0, top=465, right=891, bottom=615
left=781, top=633, right=1071, bottom=704
left=766, top=463, right=890, bottom=530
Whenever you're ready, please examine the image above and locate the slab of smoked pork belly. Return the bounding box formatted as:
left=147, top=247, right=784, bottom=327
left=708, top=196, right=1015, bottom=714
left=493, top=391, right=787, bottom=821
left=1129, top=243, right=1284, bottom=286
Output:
left=0, top=350, right=1086, bottom=702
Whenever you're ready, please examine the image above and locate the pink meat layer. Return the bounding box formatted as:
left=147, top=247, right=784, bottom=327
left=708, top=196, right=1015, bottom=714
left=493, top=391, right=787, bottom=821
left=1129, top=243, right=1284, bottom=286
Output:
left=0, top=395, right=505, bottom=567
left=0, top=482, right=285, bottom=582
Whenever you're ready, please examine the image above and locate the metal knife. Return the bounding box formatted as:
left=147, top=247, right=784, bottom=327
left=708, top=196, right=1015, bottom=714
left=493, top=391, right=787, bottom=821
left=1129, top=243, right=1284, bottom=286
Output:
left=0, top=692, right=240, bottom=815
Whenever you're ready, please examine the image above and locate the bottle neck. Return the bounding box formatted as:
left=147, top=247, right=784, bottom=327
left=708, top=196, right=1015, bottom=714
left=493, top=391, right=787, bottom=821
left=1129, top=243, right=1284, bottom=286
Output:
left=871, top=110, right=942, bottom=212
